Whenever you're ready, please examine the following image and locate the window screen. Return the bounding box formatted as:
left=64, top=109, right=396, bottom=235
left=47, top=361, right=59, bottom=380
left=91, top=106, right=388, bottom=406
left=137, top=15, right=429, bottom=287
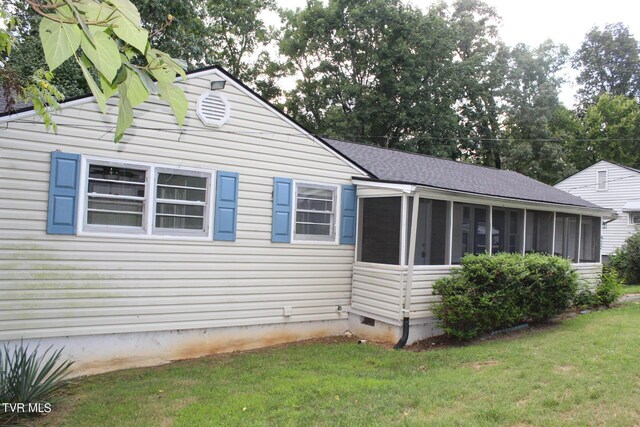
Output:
left=525, top=210, right=554, bottom=254
left=580, top=216, right=601, bottom=262
left=452, top=203, right=489, bottom=263
left=359, top=197, right=401, bottom=264
left=492, top=208, right=524, bottom=254
left=555, top=213, right=579, bottom=261
left=411, top=198, right=448, bottom=265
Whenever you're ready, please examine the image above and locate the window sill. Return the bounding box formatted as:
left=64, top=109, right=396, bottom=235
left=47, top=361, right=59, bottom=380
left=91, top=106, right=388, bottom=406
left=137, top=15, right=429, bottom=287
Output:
left=77, top=230, right=213, bottom=241
left=290, top=238, right=340, bottom=245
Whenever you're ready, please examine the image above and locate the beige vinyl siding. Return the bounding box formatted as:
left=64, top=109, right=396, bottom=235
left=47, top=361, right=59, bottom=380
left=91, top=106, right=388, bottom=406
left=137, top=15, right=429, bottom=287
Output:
left=572, top=263, right=602, bottom=288
left=555, top=161, right=640, bottom=255
left=409, top=265, right=453, bottom=318
left=351, top=262, right=403, bottom=324
left=0, top=70, right=366, bottom=340
left=352, top=262, right=600, bottom=323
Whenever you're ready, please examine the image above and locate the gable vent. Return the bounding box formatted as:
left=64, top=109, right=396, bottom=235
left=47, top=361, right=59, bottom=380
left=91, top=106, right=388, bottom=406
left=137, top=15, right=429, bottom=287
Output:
left=197, top=92, right=230, bottom=127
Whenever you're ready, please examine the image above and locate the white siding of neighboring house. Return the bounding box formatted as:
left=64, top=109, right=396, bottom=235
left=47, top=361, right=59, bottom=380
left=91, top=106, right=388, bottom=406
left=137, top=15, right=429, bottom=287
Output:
left=0, top=69, right=367, bottom=344
left=555, top=161, right=640, bottom=256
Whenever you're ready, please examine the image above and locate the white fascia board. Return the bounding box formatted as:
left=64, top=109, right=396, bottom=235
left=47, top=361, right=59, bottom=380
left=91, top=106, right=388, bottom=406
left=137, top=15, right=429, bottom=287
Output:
left=0, top=96, right=97, bottom=123
left=352, top=179, right=416, bottom=193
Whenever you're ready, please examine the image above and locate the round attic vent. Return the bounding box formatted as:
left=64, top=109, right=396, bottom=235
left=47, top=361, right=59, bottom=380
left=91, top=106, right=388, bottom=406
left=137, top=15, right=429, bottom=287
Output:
left=197, top=92, right=230, bottom=127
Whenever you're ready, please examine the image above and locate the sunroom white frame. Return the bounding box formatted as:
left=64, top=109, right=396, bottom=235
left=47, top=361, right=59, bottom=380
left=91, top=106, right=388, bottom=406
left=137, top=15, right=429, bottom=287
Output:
left=351, top=179, right=612, bottom=325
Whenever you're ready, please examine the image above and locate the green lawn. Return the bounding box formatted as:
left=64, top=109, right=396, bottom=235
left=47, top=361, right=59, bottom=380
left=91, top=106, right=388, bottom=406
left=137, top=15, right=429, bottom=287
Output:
left=624, top=284, right=640, bottom=294
left=33, top=303, right=640, bottom=427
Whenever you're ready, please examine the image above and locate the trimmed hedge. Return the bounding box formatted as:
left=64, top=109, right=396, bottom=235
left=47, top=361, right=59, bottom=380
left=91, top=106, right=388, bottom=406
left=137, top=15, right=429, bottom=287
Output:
left=432, top=253, right=579, bottom=340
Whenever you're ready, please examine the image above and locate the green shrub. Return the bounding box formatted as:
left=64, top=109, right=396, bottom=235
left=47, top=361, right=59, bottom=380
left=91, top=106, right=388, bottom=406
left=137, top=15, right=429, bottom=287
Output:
left=432, top=253, right=579, bottom=340
left=595, top=268, right=624, bottom=306
left=574, top=284, right=598, bottom=309
left=0, top=342, right=73, bottom=405
left=610, top=232, right=640, bottom=285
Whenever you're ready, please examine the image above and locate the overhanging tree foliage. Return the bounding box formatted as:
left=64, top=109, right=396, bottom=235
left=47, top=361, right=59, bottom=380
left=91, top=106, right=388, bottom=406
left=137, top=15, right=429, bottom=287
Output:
left=1, top=0, right=188, bottom=142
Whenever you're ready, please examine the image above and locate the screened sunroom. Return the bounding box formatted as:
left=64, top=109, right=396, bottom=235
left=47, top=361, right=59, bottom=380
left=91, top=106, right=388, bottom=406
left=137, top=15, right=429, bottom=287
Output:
left=324, top=138, right=612, bottom=332
left=356, top=194, right=602, bottom=267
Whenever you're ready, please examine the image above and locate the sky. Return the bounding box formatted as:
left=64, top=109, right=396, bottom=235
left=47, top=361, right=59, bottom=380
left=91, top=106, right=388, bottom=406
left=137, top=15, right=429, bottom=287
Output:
left=274, top=0, right=640, bottom=107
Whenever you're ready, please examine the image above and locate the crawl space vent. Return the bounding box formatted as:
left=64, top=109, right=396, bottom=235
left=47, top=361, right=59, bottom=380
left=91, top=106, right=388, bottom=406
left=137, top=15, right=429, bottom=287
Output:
left=197, top=91, right=230, bottom=127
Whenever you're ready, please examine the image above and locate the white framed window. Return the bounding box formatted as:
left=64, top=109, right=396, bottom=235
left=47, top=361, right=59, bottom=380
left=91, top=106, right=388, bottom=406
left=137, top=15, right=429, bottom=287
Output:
left=292, top=181, right=339, bottom=243
left=596, top=170, right=608, bottom=191
left=80, top=157, right=213, bottom=238
left=630, top=212, right=640, bottom=225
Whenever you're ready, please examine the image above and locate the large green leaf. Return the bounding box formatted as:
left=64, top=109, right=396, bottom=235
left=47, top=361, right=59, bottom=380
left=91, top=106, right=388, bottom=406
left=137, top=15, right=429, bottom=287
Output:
left=100, top=72, right=118, bottom=98
left=157, top=82, right=188, bottom=126
left=75, top=1, right=116, bottom=23
left=75, top=55, right=107, bottom=113
left=128, top=64, right=158, bottom=95
left=80, top=30, right=121, bottom=82
left=39, top=18, right=82, bottom=71
left=64, top=0, right=94, bottom=45
left=111, top=14, right=149, bottom=53
left=121, top=67, right=149, bottom=107
left=115, top=95, right=133, bottom=143
left=107, top=0, right=142, bottom=26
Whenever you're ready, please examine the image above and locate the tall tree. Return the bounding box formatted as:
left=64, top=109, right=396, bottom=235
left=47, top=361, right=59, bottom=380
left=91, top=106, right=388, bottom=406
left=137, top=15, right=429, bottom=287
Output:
left=573, top=23, right=640, bottom=108
left=448, top=0, right=508, bottom=167
left=500, top=41, right=574, bottom=184
left=205, top=0, right=284, bottom=100
left=280, top=0, right=461, bottom=157
left=568, top=94, right=640, bottom=169
left=133, top=0, right=208, bottom=69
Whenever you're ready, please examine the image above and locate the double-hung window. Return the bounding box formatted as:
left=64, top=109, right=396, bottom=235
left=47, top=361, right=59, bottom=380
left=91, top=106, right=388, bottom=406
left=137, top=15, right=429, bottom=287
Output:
left=82, top=158, right=212, bottom=237
left=154, top=171, right=208, bottom=234
left=86, top=164, right=147, bottom=228
left=293, top=182, right=338, bottom=242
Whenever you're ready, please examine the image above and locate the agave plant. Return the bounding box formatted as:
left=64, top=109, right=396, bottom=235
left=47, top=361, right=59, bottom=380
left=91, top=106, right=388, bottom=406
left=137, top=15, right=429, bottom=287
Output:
left=0, top=341, right=74, bottom=404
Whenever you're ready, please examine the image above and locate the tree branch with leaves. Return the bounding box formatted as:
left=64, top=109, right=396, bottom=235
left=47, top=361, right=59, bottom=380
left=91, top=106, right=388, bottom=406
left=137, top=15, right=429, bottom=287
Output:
left=2, top=0, right=188, bottom=142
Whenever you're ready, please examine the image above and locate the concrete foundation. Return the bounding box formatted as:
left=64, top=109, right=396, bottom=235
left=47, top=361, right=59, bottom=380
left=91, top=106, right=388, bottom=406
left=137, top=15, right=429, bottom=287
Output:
left=1, top=319, right=350, bottom=378
left=348, top=314, right=442, bottom=346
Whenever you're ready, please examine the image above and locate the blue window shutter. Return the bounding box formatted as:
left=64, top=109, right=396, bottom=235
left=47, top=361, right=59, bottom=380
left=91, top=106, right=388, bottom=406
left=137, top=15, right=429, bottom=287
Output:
left=340, top=184, right=357, bottom=245
left=214, top=171, right=239, bottom=241
left=47, top=151, right=81, bottom=235
left=272, top=177, right=293, bottom=243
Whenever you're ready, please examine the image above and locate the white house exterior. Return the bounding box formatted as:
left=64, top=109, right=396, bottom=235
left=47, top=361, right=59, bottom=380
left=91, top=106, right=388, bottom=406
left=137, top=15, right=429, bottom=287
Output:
left=555, top=160, right=640, bottom=259
left=0, top=66, right=612, bottom=376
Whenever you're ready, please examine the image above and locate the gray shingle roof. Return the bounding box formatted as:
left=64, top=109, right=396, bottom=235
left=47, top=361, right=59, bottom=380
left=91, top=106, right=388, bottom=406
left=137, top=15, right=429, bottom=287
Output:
left=324, top=138, right=603, bottom=209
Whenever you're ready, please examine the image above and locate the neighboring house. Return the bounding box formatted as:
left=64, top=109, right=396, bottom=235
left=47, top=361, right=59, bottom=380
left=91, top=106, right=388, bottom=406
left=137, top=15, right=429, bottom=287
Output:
left=555, top=160, right=640, bottom=260
left=0, top=66, right=611, bottom=376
